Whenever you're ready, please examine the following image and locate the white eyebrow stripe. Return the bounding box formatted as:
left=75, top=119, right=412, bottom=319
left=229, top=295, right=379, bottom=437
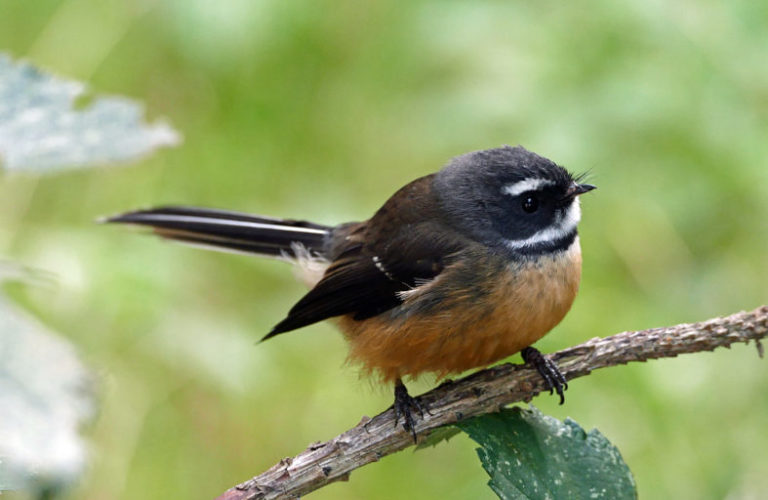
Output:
left=504, top=199, right=581, bottom=250
left=502, top=178, right=555, bottom=197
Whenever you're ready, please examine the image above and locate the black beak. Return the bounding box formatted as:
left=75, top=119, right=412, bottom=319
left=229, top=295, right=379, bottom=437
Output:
left=566, top=183, right=596, bottom=198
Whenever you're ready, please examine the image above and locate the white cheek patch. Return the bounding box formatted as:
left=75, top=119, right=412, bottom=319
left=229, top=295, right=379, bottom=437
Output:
left=504, top=198, right=581, bottom=250
left=502, top=178, right=555, bottom=197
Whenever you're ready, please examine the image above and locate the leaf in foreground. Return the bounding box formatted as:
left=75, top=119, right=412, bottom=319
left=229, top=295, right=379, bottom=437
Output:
left=457, top=406, right=637, bottom=500
left=0, top=296, right=95, bottom=494
left=415, top=425, right=461, bottom=450
left=0, top=53, right=181, bottom=172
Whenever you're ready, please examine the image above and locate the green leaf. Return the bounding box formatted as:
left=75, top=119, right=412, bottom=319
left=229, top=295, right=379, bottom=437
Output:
left=457, top=406, right=637, bottom=500
left=415, top=425, right=461, bottom=451
left=0, top=53, right=180, bottom=172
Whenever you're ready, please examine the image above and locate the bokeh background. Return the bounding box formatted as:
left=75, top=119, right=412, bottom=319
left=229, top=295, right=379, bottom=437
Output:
left=2, top=1, right=768, bottom=498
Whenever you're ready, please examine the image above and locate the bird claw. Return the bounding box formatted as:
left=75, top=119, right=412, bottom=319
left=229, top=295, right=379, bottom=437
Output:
left=521, top=346, right=568, bottom=405
left=393, top=381, right=427, bottom=443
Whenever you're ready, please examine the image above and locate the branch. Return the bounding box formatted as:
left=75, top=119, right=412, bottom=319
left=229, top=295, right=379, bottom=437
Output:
left=216, top=306, right=768, bottom=500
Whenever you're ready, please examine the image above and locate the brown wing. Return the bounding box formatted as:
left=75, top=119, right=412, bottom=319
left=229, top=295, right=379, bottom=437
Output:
left=263, top=175, right=468, bottom=340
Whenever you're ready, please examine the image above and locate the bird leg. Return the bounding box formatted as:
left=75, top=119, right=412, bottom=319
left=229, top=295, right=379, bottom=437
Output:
left=521, top=346, right=568, bottom=405
left=392, top=379, right=427, bottom=443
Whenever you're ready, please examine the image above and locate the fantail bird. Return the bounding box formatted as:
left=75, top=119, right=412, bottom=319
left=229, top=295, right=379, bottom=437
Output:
left=105, top=145, right=595, bottom=440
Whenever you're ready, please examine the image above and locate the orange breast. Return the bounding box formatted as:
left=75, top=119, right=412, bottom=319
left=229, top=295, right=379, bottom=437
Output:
left=337, top=239, right=583, bottom=383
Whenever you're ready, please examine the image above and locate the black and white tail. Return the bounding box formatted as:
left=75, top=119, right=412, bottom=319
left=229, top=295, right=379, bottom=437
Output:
left=103, top=206, right=332, bottom=259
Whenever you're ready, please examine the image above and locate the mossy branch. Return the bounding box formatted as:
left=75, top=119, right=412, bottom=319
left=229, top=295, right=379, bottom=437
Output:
left=216, top=306, right=767, bottom=500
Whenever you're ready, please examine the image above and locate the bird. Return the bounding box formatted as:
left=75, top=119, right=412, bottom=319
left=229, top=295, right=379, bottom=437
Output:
left=104, top=145, right=595, bottom=441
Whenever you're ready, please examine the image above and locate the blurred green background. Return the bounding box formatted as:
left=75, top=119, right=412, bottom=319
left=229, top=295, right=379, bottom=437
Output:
left=2, top=0, right=767, bottom=498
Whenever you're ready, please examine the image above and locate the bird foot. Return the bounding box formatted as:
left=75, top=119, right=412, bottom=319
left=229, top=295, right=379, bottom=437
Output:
left=393, top=381, right=428, bottom=443
left=521, top=346, right=568, bottom=405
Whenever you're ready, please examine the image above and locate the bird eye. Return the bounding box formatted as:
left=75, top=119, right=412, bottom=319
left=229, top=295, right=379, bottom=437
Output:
left=522, top=195, right=539, bottom=213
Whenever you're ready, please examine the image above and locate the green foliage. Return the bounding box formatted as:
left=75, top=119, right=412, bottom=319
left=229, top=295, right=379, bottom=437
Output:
left=416, top=425, right=462, bottom=450
left=1, top=1, right=767, bottom=499
left=458, top=407, right=637, bottom=500
left=0, top=54, right=179, bottom=496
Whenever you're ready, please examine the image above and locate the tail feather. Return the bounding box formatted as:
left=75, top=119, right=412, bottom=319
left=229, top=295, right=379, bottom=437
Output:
left=103, top=206, right=331, bottom=258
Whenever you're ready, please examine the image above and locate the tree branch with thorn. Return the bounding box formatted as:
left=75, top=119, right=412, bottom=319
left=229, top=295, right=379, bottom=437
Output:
left=216, top=306, right=767, bottom=500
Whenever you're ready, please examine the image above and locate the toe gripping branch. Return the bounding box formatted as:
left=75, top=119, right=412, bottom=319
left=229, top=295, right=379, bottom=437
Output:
left=521, top=346, right=568, bottom=405
left=393, top=380, right=428, bottom=443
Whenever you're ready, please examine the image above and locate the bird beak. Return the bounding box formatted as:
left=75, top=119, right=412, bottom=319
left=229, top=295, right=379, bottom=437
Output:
left=566, top=183, right=596, bottom=198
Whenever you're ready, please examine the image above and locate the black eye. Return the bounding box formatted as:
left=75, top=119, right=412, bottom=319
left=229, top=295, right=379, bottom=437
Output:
left=522, top=195, right=539, bottom=213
